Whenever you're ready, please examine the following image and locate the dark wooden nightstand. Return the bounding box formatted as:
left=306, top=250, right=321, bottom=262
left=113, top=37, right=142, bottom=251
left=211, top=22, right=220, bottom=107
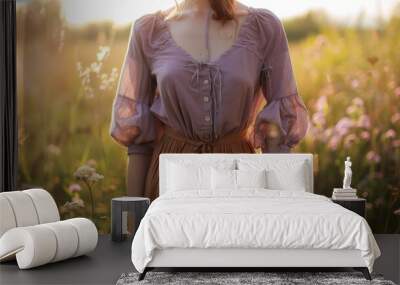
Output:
left=331, top=198, right=366, bottom=217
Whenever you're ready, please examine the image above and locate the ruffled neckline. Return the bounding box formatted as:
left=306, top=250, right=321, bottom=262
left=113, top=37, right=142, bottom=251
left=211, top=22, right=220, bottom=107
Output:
left=152, top=6, right=258, bottom=65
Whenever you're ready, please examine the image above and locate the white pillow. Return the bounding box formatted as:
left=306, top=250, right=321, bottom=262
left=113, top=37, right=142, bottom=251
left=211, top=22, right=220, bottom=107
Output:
left=211, top=168, right=237, bottom=190
left=167, top=162, right=211, bottom=191
left=237, top=159, right=308, bottom=191
left=236, top=169, right=267, bottom=188
left=211, top=168, right=267, bottom=190
left=265, top=168, right=306, bottom=191
left=166, top=158, right=236, bottom=170
left=166, top=159, right=236, bottom=192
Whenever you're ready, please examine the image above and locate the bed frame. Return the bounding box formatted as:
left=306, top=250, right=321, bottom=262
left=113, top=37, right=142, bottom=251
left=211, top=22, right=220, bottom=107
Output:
left=139, top=153, right=371, bottom=281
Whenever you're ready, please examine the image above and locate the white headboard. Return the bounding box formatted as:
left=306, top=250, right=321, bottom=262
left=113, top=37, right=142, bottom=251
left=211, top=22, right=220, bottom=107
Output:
left=159, top=153, right=314, bottom=195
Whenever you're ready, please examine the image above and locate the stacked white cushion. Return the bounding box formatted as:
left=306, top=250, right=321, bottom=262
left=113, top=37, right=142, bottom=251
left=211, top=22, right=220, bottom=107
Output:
left=42, top=221, right=79, bottom=262
left=0, top=196, right=17, bottom=237
left=237, top=158, right=309, bottom=191
left=0, top=225, right=57, bottom=267
left=1, top=191, right=40, bottom=227
left=0, top=218, right=97, bottom=269
left=24, top=188, right=60, bottom=223
left=65, top=218, right=98, bottom=257
left=0, top=189, right=98, bottom=269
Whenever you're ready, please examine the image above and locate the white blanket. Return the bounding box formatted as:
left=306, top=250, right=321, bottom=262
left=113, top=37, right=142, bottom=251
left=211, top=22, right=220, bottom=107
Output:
left=131, top=189, right=380, bottom=273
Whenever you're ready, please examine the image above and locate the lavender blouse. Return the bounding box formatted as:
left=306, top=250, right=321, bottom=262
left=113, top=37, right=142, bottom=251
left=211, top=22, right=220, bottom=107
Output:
left=110, top=7, right=309, bottom=155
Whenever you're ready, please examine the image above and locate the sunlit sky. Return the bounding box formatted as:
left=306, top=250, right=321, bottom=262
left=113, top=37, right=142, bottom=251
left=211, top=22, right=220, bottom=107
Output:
left=18, top=0, right=399, bottom=26
left=63, top=0, right=398, bottom=26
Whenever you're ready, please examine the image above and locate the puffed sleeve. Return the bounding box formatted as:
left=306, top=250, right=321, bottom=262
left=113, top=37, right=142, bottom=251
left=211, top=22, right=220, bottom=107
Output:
left=254, top=11, right=309, bottom=153
left=110, top=20, right=157, bottom=155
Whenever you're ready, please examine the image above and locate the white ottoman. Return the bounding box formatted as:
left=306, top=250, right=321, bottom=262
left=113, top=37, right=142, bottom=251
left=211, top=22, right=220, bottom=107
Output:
left=0, top=189, right=98, bottom=269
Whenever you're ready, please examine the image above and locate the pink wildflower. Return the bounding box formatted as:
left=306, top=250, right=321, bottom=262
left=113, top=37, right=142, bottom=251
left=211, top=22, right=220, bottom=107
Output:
left=357, top=115, right=371, bottom=129
left=352, top=97, right=364, bottom=107
left=395, top=87, right=400, bottom=98
left=328, top=136, right=340, bottom=150
left=360, top=131, right=370, bottom=141
left=366, top=151, right=381, bottom=163
left=344, top=134, right=357, bottom=149
left=68, top=183, right=81, bottom=194
left=335, top=117, right=354, bottom=137
left=391, top=113, right=400, bottom=124
left=383, top=129, right=396, bottom=140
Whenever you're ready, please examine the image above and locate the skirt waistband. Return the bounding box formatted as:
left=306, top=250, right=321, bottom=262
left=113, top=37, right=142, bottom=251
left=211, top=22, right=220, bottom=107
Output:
left=163, top=127, right=248, bottom=150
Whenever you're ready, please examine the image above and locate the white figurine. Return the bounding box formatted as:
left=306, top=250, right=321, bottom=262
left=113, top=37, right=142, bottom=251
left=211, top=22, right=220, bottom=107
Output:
left=343, top=156, right=353, bottom=189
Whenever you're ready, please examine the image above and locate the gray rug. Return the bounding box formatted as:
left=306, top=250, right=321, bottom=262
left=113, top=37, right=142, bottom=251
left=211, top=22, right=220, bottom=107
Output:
left=116, top=271, right=396, bottom=285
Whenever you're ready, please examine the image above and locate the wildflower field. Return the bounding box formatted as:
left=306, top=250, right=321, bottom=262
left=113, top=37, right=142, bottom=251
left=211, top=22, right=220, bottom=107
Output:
left=17, top=1, right=400, bottom=233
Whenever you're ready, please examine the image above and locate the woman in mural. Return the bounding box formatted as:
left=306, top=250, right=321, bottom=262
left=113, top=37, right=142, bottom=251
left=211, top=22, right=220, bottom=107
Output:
left=110, top=0, right=309, bottom=201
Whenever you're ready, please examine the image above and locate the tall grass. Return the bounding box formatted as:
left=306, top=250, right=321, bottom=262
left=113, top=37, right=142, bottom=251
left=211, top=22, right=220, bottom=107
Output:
left=16, top=1, right=400, bottom=233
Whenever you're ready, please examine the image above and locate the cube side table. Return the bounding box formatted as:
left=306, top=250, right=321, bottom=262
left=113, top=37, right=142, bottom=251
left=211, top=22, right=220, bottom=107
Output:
left=111, top=197, right=150, bottom=242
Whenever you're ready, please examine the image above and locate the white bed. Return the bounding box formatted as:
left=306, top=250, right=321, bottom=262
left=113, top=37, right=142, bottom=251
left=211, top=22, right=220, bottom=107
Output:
left=131, top=154, right=380, bottom=281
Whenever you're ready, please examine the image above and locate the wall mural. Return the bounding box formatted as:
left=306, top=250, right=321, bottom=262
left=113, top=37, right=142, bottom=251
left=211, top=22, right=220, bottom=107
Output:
left=16, top=0, right=400, bottom=233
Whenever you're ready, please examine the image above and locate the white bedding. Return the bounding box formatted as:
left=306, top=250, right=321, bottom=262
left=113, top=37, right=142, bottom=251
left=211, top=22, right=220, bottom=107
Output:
left=131, top=189, right=380, bottom=273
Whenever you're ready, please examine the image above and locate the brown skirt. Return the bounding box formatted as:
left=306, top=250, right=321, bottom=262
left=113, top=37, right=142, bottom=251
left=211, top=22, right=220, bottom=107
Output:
left=144, top=127, right=256, bottom=201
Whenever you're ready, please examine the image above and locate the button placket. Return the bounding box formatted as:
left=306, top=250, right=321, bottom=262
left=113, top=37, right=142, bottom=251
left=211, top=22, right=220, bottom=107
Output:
left=202, top=71, right=211, bottom=104
left=201, top=69, right=213, bottom=132
left=185, top=61, right=217, bottom=138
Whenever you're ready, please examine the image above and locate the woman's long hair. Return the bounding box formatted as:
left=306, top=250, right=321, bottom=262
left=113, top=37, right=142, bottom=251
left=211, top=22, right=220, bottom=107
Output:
left=173, top=0, right=237, bottom=23
left=209, top=0, right=236, bottom=22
